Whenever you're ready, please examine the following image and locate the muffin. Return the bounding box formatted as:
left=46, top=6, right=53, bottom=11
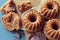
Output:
left=40, top=0, right=59, bottom=20
left=0, top=0, right=17, bottom=14
left=2, top=12, right=22, bottom=31
left=17, top=1, right=32, bottom=13
left=22, top=10, right=45, bottom=32
left=44, top=19, right=60, bottom=40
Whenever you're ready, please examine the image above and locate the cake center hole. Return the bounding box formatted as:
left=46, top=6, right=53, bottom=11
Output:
left=47, top=3, right=53, bottom=9
left=29, top=15, right=36, bottom=22
left=52, top=23, right=59, bottom=30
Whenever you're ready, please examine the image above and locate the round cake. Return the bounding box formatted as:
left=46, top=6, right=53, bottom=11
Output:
left=44, top=19, right=60, bottom=40
left=40, top=0, right=59, bottom=20
left=17, top=1, right=32, bottom=13
left=22, top=10, right=45, bottom=32
left=2, top=12, right=22, bottom=31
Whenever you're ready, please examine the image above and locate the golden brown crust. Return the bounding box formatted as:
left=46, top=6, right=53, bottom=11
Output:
left=17, top=1, right=32, bottom=13
left=22, top=10, right=45, bottom=32
left=0, top=0, right=16, bottom=14
left=2, top=12, right=22, bottom=31
left=44, top=18, right=60, bottom=40
left=40, top=0, right=59, bottom=20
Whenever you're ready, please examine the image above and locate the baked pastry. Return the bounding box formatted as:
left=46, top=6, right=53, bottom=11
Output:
left=17, top=1, right=32, bottom=13
left=0, top=0, right=17, bottom=14
left=44, top=19, right=60, bottom=40
left=22, top=10, right=45, bottom=32
left=40, top=0, right=59, bottom=20
left=2, top=12, right=21, bottom=31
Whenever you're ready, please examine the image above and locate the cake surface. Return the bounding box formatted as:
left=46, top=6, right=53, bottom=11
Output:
left=22, top=10, right=45, bottom=32
left=40, top=0, right=59, bottom=20
left=17, top=1, right=32, bottom=13
left=0, top=0, right=17, bottom=14
left=44, top=19, right=60, bottom=40
left=2, top=12, right=21, bottom=31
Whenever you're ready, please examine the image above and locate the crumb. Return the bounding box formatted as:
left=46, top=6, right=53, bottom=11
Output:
left=39, top=34, right=46, bottom=40
left=15, top=33, right=21, bottom=39
left=31, top=36, right=40, bottom=40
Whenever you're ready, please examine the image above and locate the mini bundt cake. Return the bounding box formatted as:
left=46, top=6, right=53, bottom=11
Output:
left=2, top=12, right=22, bottom=31
left=17, top=1, right=32, bottom=13
left=1, top=0, right=17, bottom=14
left=44, top=19, right=60, bottom=40
left=22, top=10, right=45, bottom=32
left=40, top=0, right=59, bottom=20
